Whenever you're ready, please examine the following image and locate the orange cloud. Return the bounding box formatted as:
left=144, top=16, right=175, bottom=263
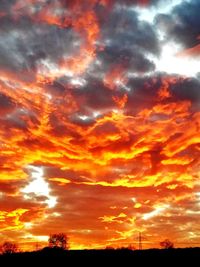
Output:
left=177, top=44, right=200, bottom=58
left=0, top=209, right=28, bottom=231
left=104, top=64, right=128, bottom=91
left=112, top=94, right=128, bottom=109
left=0, top=0, right=199, bottom=250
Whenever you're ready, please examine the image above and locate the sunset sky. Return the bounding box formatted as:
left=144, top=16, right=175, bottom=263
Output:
left=0, top=0, right=200, bottom=250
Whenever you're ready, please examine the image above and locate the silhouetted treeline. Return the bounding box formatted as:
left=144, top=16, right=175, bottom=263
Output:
left=0, top=247, right=200, bottom=266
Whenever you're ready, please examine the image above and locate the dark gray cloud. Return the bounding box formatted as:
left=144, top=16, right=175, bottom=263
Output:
left=126, top=73, right=200, bottom=110
left=0, top=15, right=81, bottom=80
left=170, top=77, right=200, bottom=107
left=0, top=93, right=16, bottom=115
left=0, top=107, right=39, bottom=133
left=104, top=0, right=165, bottom=8
left=62, top=73, right=200, bottom=128
left=0, top=0, right=160, bottom=84
left=0, top=0, right=16, bottom=13
left=102, top=8, right=159, bottom=54
left=155, top=0, right=200, bottom=48
left=93, top=6, right=159, bottom=77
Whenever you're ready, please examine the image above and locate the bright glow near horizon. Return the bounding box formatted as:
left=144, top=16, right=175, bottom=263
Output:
left=21, top=166, right=57, bottom=208
left=155, top=42, right=200, bottom=76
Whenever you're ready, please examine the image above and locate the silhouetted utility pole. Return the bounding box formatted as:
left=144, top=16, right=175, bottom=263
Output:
left=138, top=232, right=142, bottom=250
left=35, top=242, right=39, bottom=251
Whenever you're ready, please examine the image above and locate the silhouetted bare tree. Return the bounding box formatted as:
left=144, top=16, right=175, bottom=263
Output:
left=48, top=233, right=69, bottom=250
left=127, top=244, right=136, bottom=251
left=0, top=242, right=18, bottom=254
left=116, top=244, right=136, bottom=250
left=105, top=246, right=115, bottom=250
left=160, top=239, right=174, bottom=249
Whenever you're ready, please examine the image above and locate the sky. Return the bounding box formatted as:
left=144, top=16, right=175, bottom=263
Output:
left=0, top=0, right=200, bottom=250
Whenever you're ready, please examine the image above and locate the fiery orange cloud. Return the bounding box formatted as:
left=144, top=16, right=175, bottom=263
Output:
left=59, top=9, right=100, bottom=76
left=12, top=1, right=101, bottom=82
left=177, top=44, right=200, bottom=58
left=104, top=64, right=128, bottom=90
left=0, top=0, right=200, bottom=251
left=0, top=209, right=28, bottom=231
left=112, top=94, right=128, bottom=109
left=158, top=78, right=173, bottom=100
left=99, top=213, right=127, bottom=223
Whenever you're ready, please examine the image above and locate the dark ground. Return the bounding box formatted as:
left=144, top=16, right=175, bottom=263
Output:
left=1, top=247, right=200, bottom=266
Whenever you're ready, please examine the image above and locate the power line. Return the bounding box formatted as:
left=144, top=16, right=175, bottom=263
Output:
left=138, top=232, right=142, bottom=250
